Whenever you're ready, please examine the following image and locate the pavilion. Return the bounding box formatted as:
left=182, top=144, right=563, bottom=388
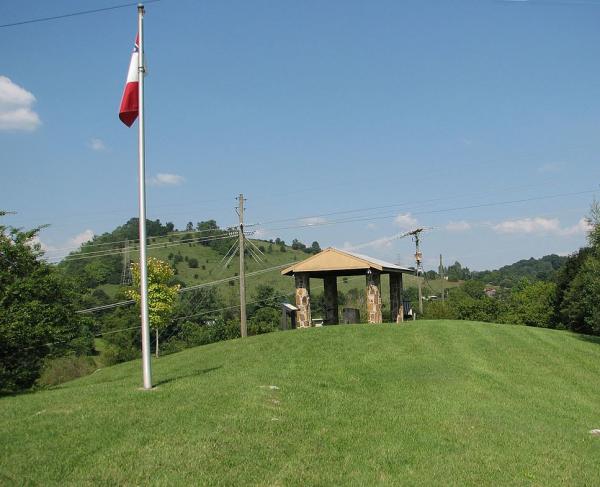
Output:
left=281, top=247, right=414, bottom=327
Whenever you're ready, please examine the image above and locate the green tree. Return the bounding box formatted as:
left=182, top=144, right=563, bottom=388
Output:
left=248, top=308, right=280, bottom=335
left=127, top=258, right=180, bottom=357
left=553, top=201, right=600, bottom=335
left=0, top=218, right=93, bottom=392
left=292, top=239, right=306, bottom=251
left=558, top=253, right=600, bottom=335
left=502, top=280, right=556, bottom=328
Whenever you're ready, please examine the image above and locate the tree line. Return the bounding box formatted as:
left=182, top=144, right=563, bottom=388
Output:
left=424, top=202, right=600, bottom=335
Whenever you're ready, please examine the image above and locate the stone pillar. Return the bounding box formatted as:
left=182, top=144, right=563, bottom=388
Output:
left=390, top=273, right=404, bottom=323
left=366, top=270, right=382, bottom=324
left=323, top=275, right=339, bottom=325
left=295, top=273, right=312, bottom=328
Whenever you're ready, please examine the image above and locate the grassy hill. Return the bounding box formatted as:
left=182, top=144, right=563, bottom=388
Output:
left=2, top=321, right=599, bottom=485
left=87, top=232, right=451, bottom=312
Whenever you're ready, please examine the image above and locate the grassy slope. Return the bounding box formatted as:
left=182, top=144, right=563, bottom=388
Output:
left=2, top=321, right=600, bottom=486
left=106, top=236, right=451, bottom=309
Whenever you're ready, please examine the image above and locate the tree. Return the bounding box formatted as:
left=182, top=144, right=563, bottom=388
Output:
left=127, top=258, right=180, bottom=357
left=292, top=239, right=306, bottom=251
left=553, top=201, right=600, bottom=335
left=247, top=285, right=280, bottom=318
left=186, top=222, right=194, bottom=232
left=248, top=308, right=280, bottom=335
left=495, top=279, right=556, bottom=328
left=188, top=258, right=199, bottom=268
left=310, top=241, right=321, bottom=254
left=447, top=261, right=471, bottom=281
left=0, top=218, right=93, bottom=391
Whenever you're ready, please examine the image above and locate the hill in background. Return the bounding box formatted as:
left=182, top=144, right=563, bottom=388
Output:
left=472, top=254, right=568, bottom=287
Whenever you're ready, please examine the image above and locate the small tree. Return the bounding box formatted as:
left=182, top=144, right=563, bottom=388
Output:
left=127, top=258, right=179, bottom=358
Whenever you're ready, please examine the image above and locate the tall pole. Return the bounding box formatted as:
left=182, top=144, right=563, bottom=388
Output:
left=237, top=194, right=247, bottom=337
left=413, top=230, right=424, bottom=316
left=439, top=254, right=445, bottom=302
left=137, top=3, right=152, bottom=390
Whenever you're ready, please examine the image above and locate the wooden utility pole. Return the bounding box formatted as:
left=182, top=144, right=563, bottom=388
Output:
left=416, top=238, right=423, bottom=315
left=439, top=254, right=445, bottom=302
left=237, top=194, right=247, bottom=337
left=406, top=228, right=426, bottom=316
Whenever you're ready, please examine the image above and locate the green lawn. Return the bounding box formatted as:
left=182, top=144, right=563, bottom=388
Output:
left=2, top=321, right=599, bottom=485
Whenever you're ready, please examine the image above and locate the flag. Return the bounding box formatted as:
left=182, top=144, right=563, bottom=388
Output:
left=119, top=34, right=139, bottom=127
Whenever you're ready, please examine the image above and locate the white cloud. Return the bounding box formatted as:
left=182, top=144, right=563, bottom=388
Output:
left=363, top=236, right=394, bottom=250
left=345, top=231, right=413, bottom=251
left=561, top=218, right=592, bottom=236
left=445, top=220, right=472, bottom=232
left=69, top=229, right=94, bottom=247
left=148, top=173, right=185, bottom=186
left=492, top=217, right=591, bottom=237
left=366, top=223, right=377, bottom=230
left=345, top=236, right=394, bottom=251
left=0, top=76, right=41, bottom=131
left=492, top=217, right=561, bottom=234
left=300, top=216, right=327, bottom=226
left=26, top=235, right=48, bottom=252
left=28, top=229, right=95, bottom=262
left=394, top=213, right=417, bottom=229
left=89, top=137, right=106, bottom=151
left=537, top=162, right=563, bottom=174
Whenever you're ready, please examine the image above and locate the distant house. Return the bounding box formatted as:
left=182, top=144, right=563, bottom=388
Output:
left=484, top=287, right=497, bottom=298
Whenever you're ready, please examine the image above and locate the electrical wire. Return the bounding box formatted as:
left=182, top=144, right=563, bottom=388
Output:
left=47, top=233, right=236, bottom=263
left=41, top=225, right=238, bottom=254
left=251, top=178, right=579, bottom=227
left=75, top=261, right=295, bottom=314
left=0, top=0, right=161, bottom=29
left=255, top=188, right=598, bottom=233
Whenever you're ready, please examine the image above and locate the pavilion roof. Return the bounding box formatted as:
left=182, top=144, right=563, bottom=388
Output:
left=281, top=247, right=414, bottom=276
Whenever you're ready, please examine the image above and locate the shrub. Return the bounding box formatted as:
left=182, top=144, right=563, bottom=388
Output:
left=249, top=307, right=280, bottom=335
left=37, top=355, right=97, bottom=387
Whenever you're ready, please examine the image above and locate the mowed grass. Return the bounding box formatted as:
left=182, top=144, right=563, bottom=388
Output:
left=2, top=321, right=600, bottom=486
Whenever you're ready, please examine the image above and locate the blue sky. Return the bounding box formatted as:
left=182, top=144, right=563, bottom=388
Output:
left=1, top=0, right=599, bottom=271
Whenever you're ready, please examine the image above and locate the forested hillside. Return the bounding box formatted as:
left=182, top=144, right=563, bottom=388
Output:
left=471, top=254, right=568, bottom=287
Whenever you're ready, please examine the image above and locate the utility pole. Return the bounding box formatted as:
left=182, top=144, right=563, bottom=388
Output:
left=415, top=232, right=423, bottom=315
left=439, top=254, right=445, bottom=302
left=121, top=239, right=131, bottom=286
left=236, top=194, right=247, bottom=337
left=406, top=228, right=426, bottom=316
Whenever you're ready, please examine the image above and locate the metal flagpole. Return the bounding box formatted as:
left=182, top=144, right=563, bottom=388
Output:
left=137, top=3, right=152, bottom=389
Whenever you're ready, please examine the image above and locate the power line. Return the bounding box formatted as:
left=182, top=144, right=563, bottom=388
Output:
left=0, top=0, right=161, bottom=29
left=75, top=261, right=295, bottom=314
left=47, top=233, right=236, bottom=263
left=250, top=178, right=573, bottom=228
left=42, top=186, right=597, bottom=265
left=496, top=0, right=600, bottom=6
left=256, top=188, right=598, bottom=233
left=172, top=274, right=367, bottom=323
left=42, top=226, right=239, bottom=254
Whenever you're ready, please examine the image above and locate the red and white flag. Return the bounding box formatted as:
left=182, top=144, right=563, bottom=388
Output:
left=119, top=35, right=139, bottom=127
